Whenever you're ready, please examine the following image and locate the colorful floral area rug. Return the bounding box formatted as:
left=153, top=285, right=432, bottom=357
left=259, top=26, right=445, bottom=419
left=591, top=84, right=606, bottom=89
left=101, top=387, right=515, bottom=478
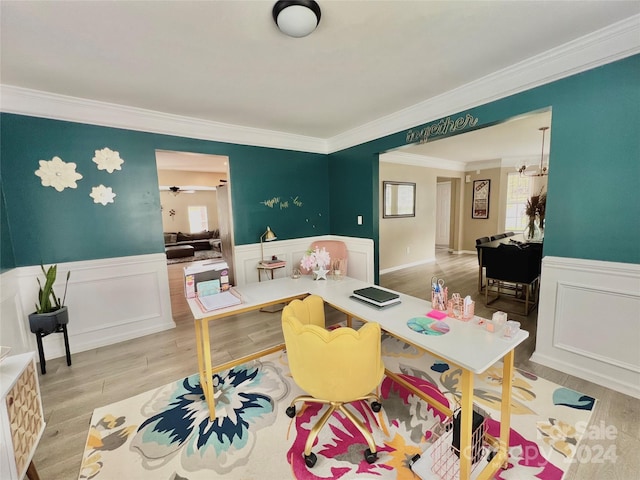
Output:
left=80, top=333, right=596, bottom=480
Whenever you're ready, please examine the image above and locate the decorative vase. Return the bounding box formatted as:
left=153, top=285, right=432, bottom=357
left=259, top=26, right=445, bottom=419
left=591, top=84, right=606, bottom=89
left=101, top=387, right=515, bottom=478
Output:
left=524, top=215, right=543, bottom=241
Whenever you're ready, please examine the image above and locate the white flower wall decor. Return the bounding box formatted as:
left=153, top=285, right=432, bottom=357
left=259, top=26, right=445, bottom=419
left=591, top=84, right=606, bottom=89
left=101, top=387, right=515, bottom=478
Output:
left=93, top=147, right=124, bottom=173
left=34, top=156, right=83, bottom=192
left=90, top=185, right=116, bottom=205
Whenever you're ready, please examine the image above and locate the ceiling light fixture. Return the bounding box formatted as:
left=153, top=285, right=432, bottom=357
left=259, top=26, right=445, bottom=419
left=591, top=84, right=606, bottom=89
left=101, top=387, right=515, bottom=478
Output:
left=167, top=186, right=198, bottom=195
left=272, top=0, right=321, bottom=38
left=518, top=127, right=550, bottom=177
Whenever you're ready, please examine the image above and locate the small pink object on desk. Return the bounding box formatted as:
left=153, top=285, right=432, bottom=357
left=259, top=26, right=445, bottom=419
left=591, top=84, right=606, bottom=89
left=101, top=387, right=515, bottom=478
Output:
left=426, top=309, right=448, bottom=320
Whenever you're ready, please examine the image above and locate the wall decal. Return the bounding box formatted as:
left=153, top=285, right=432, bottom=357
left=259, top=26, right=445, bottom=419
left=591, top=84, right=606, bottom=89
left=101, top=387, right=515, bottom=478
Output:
left=93, top=147, right=124, bottom=173
left=260, top=195, right=304, bottom=209
left=406, top=114, right=479, bottom=145
left=35, top=156, right=83, bottom=191
left=90, top=185, right=116, bottom=205
left=260, top=197, right=281, bottom=208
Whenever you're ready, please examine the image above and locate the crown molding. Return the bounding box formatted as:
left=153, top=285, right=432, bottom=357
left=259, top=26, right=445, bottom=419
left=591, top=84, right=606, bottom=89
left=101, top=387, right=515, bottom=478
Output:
left=468, top=159, right=503, bottom=171
left=327, top=15, right=640, bottom=153
left=380, top=152, right=543, bottom=173
left=0, top=85, right=329, bottom=154
left=1, top=15, right=638, bottom=156
left=380, top=151, right=466, bottom=172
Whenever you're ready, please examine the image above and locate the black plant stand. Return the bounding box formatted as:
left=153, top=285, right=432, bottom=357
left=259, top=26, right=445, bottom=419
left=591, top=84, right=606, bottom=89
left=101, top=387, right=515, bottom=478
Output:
left=33, top=323, right=72, bottom=374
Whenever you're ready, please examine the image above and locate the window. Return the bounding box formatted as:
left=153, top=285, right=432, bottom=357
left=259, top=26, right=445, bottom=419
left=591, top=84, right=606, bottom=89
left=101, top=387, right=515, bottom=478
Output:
left=504, top=173, right=533, bottom=232
left=188, top=206, right=208, bottom=233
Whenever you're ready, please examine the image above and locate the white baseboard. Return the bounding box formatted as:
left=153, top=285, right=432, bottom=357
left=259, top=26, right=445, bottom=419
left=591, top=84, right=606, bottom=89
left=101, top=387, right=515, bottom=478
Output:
left=534, top=256, right=640, bottom=399
left=9, top=254, right=175, bottom=361
left=379, top=257, right=436, bottom=275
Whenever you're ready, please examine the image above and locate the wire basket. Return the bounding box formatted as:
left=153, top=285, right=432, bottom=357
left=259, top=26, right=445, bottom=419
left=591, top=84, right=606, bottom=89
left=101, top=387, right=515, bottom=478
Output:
left=429, top=404, right=492, bottom=480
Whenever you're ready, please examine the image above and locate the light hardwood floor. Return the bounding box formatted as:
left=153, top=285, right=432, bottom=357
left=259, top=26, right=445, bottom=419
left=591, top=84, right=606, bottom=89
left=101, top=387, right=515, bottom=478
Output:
left=33, top=250, right=639, bottom=479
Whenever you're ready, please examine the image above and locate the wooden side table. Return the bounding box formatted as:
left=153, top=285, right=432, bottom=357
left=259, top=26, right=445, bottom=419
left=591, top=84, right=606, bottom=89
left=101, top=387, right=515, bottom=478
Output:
left=0, top=352, right=45, bottom=480
left=257, top=262, right=286, bottom=282
left=257, top=262, right=287, bottom=312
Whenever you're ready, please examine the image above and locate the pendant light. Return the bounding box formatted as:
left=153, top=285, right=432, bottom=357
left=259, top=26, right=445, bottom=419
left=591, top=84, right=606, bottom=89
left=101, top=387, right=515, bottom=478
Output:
left=518, top=127, right=550, bottom=177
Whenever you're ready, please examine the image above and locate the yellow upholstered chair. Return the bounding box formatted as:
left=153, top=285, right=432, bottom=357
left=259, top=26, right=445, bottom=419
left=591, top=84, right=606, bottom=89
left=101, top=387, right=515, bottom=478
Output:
left=282, top=295, right=385, bottom=468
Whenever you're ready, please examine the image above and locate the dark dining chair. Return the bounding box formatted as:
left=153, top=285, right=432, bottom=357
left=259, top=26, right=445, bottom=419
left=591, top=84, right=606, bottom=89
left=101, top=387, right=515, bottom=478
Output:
left=490, top=233, right=507, bottom=241
left=484, top=243, right=542, bottom=315
left=475, top=237, right=491, bottom=292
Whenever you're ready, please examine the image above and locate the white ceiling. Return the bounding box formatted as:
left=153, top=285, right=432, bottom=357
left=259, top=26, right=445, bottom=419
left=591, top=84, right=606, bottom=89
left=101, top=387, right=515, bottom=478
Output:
left=1, top=1, right=639, bottom=165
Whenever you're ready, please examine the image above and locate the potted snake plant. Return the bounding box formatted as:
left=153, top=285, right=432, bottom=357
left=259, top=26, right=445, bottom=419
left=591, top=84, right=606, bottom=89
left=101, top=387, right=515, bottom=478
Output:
left=28, top=264, right=70, bottom=335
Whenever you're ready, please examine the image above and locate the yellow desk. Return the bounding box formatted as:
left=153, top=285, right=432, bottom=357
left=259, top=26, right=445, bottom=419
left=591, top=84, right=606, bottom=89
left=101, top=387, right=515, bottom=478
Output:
left=188, top=276, right=528, bottom=480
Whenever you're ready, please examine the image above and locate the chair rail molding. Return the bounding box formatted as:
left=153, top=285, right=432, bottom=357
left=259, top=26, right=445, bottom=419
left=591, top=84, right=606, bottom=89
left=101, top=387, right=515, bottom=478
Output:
left=12, top=254, right=175, bottom=361
left=533, top=255, right=640, bottom=399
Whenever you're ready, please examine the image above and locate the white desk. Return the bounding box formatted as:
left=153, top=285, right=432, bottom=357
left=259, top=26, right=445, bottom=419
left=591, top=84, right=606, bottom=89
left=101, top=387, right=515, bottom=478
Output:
left=188, top=276, right=528, bottom=480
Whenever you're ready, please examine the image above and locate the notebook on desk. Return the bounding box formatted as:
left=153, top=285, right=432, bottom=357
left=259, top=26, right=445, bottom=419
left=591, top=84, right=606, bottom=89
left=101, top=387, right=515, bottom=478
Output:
left=352, top=287, right=400, bottom=307
left=196, top=290, right=242, bottom=312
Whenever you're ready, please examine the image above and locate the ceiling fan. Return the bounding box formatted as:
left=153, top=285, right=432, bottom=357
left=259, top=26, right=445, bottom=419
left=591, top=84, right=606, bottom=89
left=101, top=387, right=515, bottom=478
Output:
left=168, top=186, right=196, bottom=195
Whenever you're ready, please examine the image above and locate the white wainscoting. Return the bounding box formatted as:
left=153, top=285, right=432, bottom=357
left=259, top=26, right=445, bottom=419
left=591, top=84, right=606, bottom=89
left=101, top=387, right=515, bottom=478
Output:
left=233, top=235, right=375, bottom=286
left=532, top=256, right=640, bottom=399
left=7, top=254, right=175, bottom=361
left=0, top=268, right=30, bottom=355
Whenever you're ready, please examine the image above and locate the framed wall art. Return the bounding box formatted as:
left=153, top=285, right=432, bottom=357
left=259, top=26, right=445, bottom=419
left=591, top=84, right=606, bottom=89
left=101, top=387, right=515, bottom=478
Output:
left=383, top=181, right=416, bottom=218
left=472, top=179, right=490, bottom=219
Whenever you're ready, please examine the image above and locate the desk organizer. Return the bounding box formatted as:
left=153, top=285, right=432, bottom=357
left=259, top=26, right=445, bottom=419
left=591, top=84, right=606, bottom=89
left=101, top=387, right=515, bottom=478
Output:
left=431, top=287, right=448, bottom=311
left=447, top=295, right=475, bottom=321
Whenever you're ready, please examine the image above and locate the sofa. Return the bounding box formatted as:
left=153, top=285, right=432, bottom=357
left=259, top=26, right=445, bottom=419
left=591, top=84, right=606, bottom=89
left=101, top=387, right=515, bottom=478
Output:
left=164, top=230, right=221, bottom=259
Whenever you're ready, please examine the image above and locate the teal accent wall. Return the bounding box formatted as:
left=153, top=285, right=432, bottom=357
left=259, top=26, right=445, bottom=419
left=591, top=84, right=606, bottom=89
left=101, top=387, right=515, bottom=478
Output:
left=1, top=55, right=638, bottom=271
left=329, top=54, right=640, bottom=267
left=0, top=115, right=328, bottom=267
left=230, top=146, right=329, bottom=245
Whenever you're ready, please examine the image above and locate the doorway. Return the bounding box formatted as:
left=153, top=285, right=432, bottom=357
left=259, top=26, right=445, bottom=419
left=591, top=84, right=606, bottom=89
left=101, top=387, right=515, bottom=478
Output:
left=436, top=181, right=451, bottom=247
left=155, top=150, right=232, bottom=314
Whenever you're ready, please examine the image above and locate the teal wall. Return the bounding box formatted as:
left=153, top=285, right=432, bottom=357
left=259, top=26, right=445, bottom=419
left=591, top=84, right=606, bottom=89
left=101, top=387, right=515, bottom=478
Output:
left=0, top=115, right=328, bottom=267
left=1, top=54, right=638, bottom=271
left=230, top=146, right=329, bottom=244
left=330, top=54, right=640, bottom=268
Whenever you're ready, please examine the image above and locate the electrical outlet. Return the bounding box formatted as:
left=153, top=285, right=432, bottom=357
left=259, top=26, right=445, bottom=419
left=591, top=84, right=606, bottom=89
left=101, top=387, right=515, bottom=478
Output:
left=357, top=215, right=363, bottom=225
left=406, top=246, right=410, bottom=254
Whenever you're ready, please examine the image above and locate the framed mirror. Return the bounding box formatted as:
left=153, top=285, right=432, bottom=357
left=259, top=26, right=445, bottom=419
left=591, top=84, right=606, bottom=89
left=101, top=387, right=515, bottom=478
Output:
left=383, top=181, right=416, bottom=218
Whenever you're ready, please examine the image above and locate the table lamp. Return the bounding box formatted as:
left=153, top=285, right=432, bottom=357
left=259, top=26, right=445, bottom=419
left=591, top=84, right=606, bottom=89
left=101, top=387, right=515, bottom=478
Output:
left=260, top=226, right=277, bottom=263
